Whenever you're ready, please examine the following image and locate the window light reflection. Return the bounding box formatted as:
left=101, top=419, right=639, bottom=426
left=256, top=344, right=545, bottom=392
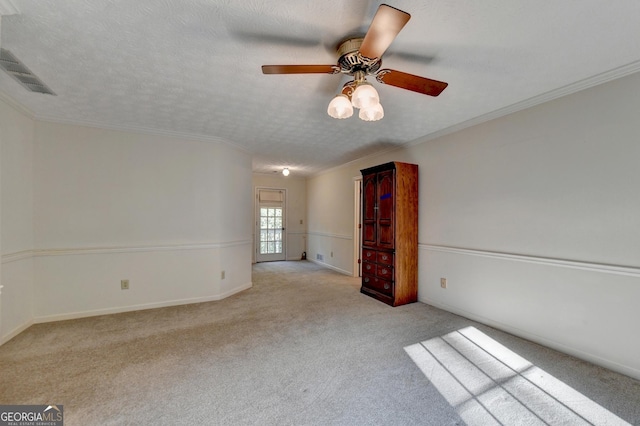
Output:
left=404, top=327, right=630, bottom=426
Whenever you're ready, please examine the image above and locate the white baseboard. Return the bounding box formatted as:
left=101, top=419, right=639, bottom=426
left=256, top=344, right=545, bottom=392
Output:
left=420, top=296, right=640, bottom=381
left=217, top=282, right=253, bottom=300
left=308, top=258, right=352, bottom=276
left=33, top=282, right=253, bottom=324
left=1, top=319, right=35, bottom=345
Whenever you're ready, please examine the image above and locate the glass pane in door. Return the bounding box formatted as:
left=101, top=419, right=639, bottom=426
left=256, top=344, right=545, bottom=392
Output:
left=259, top=207, right=283, bottom=254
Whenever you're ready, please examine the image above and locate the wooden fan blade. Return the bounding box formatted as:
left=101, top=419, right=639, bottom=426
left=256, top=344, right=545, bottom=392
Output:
left=359, top=4, right=410, bottom=60
left=262, top=65, right=339, bottom=74
left=376, top=69, right=448, bottom=97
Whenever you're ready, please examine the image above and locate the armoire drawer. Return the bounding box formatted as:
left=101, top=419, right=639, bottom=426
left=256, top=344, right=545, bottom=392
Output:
left=377, top=264, right=393, bottom=280
left=376, top=251, right=393, bottom=265
left=362, top=275, right=394, bottom=297
left=363, top=248, right=377, bottom=261
left=362, top=261, right=376, bottom=275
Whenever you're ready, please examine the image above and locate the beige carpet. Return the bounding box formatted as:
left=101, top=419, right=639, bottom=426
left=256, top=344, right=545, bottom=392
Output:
left=1, top=261, right=638, bottom=425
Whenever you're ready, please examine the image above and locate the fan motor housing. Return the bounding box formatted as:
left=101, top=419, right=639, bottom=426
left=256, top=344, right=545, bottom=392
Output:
left=336, top=37, right=381, bottom=75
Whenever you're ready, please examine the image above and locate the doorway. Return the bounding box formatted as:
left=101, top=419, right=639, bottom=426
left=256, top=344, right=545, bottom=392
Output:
left=256, top=188, right=286, bottom=262
left=353, top=177, right=362, bottom=277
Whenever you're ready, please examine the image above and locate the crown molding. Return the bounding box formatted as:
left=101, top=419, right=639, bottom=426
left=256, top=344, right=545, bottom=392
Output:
left=311, top=60, right=640, bottom=179
left=409, top=59, right=640, bottom=147
left=5, top=56, right=640, bottom=177
left=2, top=83, right=247, bottom=151
left=1, top=89, right=249, bottom=153
left=309, top=144, right=403, bottom=179
left=0, top=0, right=19, bottom=16
left=0, top=89, right=35, bottom=118
left=34, top=114, right=252, bottom=154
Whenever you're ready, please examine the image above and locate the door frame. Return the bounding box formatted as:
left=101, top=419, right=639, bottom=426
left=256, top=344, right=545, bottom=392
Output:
left=255, top=187, right=287, bottom=262
left=353, top=177, right=362, bottom=277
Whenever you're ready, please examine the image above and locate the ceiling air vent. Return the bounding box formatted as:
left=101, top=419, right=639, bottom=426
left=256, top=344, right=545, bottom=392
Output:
left=0, top=48, right=56, bottom=95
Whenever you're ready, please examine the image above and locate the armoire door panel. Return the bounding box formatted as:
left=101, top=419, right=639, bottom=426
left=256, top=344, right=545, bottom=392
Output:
left=362, top=174, right=377, bottom=221
left=378, top=221, right=394, bottom=248
left=376, top=169, right=395, bottom=249
left=377, top=170, right=394, bottom=221
left=363, top=222, right=377, bottom=246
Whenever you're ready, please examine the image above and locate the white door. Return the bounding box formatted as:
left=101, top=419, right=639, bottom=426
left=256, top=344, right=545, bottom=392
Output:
left=256, top=188, right=286, bottom=262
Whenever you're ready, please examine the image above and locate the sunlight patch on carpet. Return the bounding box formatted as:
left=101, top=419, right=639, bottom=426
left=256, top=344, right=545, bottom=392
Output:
left=404, top=327, right=629, bottom=425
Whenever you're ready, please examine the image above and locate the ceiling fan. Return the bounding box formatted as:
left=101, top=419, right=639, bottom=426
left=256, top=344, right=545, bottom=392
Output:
left=261, top=4, right=448, bottom=121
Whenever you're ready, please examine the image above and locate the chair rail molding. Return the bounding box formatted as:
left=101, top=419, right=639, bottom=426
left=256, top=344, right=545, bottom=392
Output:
left=307, top=231, right=352, bottom=241
left=421, top=244, right=640, bottom=278
left=2, top=239, right=252, bottom=262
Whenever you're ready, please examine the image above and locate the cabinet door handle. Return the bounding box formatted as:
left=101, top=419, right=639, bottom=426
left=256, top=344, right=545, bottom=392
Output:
left=367, top=252, right=372, bottom=257
left=382, top=255, right=388, bottom=261
left=366, top=265, right=372, bottom=270
left=381, top=268, right=388, bottom=274
left=384, top=283, right=390, bottom=290
left=364, top=277, right=370, bottom=283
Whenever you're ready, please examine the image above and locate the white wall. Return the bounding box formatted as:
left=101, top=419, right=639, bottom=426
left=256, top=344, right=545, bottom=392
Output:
left=31, top=121, right=253, bottom=321
left=252, top=173, right=307, bottom=262
left=306, top=169, right=357, bottom=274
left=0, top=104, right=254, bottom=339
left=414, top=72, right=640, bottom=379
left=306, top=71, right=640, bottom=379
left=0, top=97, right=35, bottom=341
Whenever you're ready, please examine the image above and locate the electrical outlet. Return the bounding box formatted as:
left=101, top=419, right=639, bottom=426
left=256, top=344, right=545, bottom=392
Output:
left=440, top=278, right=447, bottom=289
left=300, top=219, right=303, bottom=224
left=121, top=279, right=130, bottom=290
left=317, top=254, right=323, bottom=261
left=331, top=251, right=333, bottom=257
left=221, top=270, right=225, bottom=280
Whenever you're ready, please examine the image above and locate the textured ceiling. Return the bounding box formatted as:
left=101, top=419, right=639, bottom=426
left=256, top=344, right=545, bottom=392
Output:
left=1, top=0, right=640, bottom=176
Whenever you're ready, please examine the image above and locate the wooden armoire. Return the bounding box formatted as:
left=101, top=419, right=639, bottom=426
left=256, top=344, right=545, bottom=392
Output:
left=360, top=162, right=418, bottom=306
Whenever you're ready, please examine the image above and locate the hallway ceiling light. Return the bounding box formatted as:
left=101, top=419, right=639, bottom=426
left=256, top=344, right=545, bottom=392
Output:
left=282, top=168, right=290, bottom=176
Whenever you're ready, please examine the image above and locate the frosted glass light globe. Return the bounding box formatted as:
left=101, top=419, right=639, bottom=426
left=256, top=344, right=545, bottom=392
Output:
left=359, top=102, right=384, bottom=122
left=351, top=82, right=380, bottom=109
left=327, top=94, right=353, bottom=119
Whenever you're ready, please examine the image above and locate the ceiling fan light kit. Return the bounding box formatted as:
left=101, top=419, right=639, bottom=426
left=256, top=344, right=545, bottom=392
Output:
left=262, top=4, right=448, bottom=122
